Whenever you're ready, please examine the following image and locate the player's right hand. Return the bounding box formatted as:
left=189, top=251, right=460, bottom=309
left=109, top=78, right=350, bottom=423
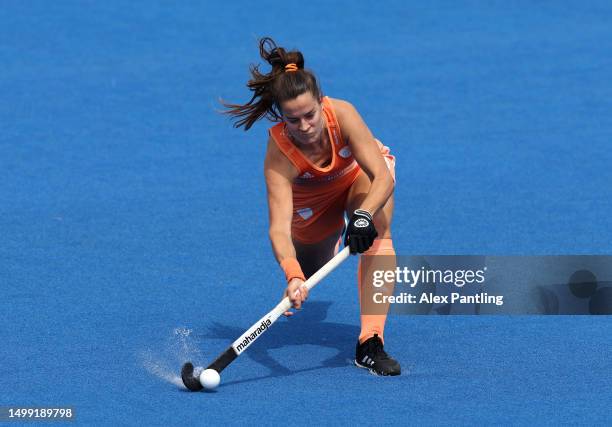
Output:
left=283, top=278, right=308, bottom=316
left=345, top=209, right=378, bottom=254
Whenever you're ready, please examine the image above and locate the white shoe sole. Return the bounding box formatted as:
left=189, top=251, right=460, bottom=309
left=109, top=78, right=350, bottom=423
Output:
left=354, top=359, right=401, bottom=376
left=354, top=359, right=381, bottom=376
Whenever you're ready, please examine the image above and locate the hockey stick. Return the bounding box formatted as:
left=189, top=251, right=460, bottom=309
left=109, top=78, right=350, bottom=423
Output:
left=181, top=246, right=350, bottom=391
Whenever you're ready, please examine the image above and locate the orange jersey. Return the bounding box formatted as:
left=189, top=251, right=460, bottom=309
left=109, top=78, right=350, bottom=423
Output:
left=269, top=96, right=395, bottom=243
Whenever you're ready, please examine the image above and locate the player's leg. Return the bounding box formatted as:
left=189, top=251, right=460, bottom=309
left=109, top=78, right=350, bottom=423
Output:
left=346, top=170, right=400, bottom=376
left=293, top=227, right=344, bottom=279
left=346, top=171, right=396, bottom=342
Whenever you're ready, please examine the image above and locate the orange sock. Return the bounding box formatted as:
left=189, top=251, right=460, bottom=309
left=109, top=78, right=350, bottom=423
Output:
left=357, top=238, right=396, bottom=344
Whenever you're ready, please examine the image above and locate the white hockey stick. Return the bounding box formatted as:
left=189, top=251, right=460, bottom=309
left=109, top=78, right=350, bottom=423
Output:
left=181, top=246, right=351, bottom=390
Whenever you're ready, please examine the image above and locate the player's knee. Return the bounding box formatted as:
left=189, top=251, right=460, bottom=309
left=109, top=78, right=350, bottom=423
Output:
left=297, top=252, right=335, bottom=279
left=301, top=260, right=325, bottom=279
left=363, top=238, right=395, bottom=256
left=373, top=216, right=392, bottom=239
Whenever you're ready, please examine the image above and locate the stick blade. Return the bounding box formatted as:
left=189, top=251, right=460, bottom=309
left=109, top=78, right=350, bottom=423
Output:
left=181, top=362, right=203, bottom=391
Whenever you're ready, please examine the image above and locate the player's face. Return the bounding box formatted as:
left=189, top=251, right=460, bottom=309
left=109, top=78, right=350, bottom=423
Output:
left=281, top=92, right=324, bottom=145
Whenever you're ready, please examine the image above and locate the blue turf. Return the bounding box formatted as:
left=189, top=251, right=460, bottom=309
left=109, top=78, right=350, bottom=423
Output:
left=1, top=1, right=611, bottom=425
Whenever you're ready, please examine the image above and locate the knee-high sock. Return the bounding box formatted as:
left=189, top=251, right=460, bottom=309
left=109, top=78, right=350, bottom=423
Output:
left=357, top=238, right=396, bottom=344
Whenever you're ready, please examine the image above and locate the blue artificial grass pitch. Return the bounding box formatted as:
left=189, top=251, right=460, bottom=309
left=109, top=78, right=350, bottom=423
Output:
left=1, top=1, right=611, bottom=425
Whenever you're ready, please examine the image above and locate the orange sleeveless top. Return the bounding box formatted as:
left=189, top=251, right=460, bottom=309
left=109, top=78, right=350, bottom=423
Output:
left=269, top=97, right=362, bottom=242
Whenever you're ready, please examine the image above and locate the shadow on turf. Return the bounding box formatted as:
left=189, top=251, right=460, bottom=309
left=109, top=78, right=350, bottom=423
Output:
left=194, top=301, right=360, bottom=387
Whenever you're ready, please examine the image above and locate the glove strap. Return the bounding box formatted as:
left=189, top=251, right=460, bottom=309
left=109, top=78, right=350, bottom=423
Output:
left=354, top=209, right=373, bottom=221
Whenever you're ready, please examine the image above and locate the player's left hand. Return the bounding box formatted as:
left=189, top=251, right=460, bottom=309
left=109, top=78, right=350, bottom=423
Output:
left=344, top=209, right=378, bottom=254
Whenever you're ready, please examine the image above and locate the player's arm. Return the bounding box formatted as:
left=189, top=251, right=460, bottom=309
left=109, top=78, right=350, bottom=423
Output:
left=334, top=99, right=394, bottom=215
left=264, top=136, right=299, bottom=262
left=263, top=136, right=308, bottom=314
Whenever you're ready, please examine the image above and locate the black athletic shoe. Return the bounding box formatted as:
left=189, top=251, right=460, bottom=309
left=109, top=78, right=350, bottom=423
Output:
left=354, top=334, right=401, bottom=376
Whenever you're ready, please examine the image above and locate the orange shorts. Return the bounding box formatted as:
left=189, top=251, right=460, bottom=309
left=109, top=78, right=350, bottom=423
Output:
left=291, top=140, right=396, bottom=244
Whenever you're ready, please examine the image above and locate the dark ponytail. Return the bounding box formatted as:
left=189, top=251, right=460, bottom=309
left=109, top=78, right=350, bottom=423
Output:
left=223, top=37, right=322, bottom=130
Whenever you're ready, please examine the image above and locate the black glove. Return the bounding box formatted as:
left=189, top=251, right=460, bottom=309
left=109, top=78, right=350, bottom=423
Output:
left=344, top=209, right=378, bottom=254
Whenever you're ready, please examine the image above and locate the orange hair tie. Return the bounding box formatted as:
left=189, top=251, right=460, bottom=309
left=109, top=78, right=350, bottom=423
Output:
left=284, top=63, right=298, bottom=72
